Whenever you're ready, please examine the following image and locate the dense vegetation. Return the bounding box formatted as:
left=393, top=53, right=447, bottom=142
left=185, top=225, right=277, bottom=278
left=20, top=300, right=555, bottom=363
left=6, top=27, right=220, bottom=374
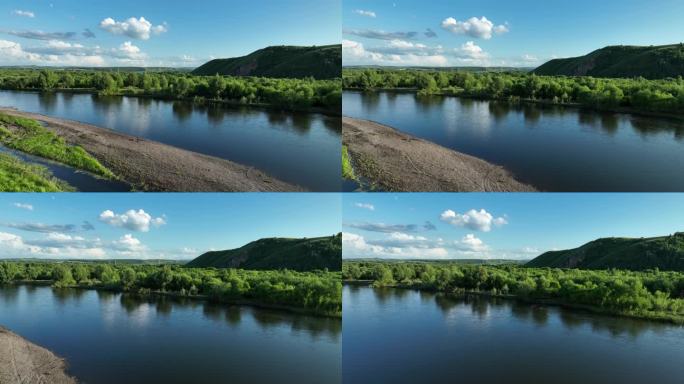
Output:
left=0, top=68, right=341, bottom=112
left=0, top=112, right=114, bottom=178
left=528, top=233, right=684, bottom=271
left=187, top=234, right=341, bottom=272
left=341, top=145, right=354, bottom=180
left=0, top=153, right=73, bottom=191
left=343, top=68, right=684, bottom=115
left=193, top=45, right=341, bottom=80
left=343, top=261, right=684, bottom=323
left=535, top=44, right=684, bottom=79
left=0, top=261, right=341, bottom=317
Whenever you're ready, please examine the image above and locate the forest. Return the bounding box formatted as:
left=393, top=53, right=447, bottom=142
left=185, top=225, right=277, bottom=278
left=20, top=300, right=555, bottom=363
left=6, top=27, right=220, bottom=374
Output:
left=342, top=68, right=684, bottom=115
left=0, top=68, right=341, bottom=113
left=343, top=261, right=684, bottom=323
left=0, top=261, right=342, bottom=317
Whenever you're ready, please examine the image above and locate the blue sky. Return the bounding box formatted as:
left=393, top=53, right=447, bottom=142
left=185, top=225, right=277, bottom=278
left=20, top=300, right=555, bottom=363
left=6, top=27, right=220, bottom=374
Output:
left=0, top=193, right=341, bottom=260
left=0, top=0, right=340, bottom=67
left=343, top=193, right=684, bottom=260
left=343, top=0, right=684, bottom=67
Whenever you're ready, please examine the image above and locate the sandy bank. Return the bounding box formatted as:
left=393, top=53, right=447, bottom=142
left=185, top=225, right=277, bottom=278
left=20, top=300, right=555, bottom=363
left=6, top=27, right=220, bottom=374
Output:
left=0, top=327, right=76, bottom=384
left=342, top=117, right=535, bottom=192
left=0, top=107, right=302, bottom=192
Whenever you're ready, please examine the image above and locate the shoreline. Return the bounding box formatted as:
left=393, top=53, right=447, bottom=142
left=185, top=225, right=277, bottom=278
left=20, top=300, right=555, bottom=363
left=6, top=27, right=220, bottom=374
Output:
left=1, top=87, right=342, bottom=117
left=342, top=116, right=535, bottom=192
left=343, top=281, right=684, bottom=326
left=0, top=107, right=302, bottom=192
left=0, top=326, right=76, bottom=384
left=10, top=281, right=341, bottom=319
left=343, top=87, right=684, bottom=122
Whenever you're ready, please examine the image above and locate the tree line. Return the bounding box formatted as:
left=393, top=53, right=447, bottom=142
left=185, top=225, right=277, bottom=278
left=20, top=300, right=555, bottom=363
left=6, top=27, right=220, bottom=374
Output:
left=343, top=261, right=684, bottom=323
left=343, top=68, right=684, bottom=115
left=0, top=261, right=341, bottom=317
left=0, top=69, right=341, bottom=112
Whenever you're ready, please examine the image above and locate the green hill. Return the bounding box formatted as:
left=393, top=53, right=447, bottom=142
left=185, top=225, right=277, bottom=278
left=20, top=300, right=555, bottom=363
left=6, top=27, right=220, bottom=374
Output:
left=534, top=44, right=684, bottom=79
left=192, top=45, right=341, bottom=79
left=527, top=232, right=684, bottom=271
left=186, top=234, right=341, bottom=271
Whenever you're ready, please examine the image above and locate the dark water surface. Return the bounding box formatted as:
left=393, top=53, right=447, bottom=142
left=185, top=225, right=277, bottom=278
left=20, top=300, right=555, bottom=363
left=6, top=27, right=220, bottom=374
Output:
left=0, top=90, right=341, bottom=191
left=0, top=285, right=341, bottom=384
left=343, top=285, right=684, bottom=384
left=343, top=91, right=684, bottom=191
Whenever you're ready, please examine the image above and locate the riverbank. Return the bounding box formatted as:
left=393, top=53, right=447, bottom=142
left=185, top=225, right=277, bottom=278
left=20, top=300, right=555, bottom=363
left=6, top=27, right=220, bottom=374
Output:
left=0, top=108, right=302, bottom=192
left=342, top=117, right=535, bottom=192
left=0, top=327, right=76, bottom=384
left=344, top=281, right=684, bottom=325
left=343, top=86, right=684, bottom=122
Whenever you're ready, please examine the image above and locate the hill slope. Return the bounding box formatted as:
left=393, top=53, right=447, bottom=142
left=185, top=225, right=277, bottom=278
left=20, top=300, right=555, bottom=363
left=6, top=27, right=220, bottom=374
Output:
left=534, top=44, right=684, bottom=79
left=192, top=45, right=341, bottom=79
left=186, top=234, right=341, bottom=271
left=527, top=233, right=684, bottom=271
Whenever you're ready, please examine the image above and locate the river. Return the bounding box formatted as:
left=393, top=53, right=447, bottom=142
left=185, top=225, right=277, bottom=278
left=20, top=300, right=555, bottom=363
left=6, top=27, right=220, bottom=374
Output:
left=343, top=91, right=684, bottom=191
left=343, top=285, right=684, bottom=384
left=0, top=90, right=341, bottom=191
left=0, top=285, right=341, bottom=384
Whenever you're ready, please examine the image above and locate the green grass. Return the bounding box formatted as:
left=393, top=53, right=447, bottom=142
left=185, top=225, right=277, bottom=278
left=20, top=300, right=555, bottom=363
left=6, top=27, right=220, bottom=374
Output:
left=0, top=153, right=74, bottom=191
left=0, top=112, right=115, bottom=179
left=342, top=145, right=355, bottom=180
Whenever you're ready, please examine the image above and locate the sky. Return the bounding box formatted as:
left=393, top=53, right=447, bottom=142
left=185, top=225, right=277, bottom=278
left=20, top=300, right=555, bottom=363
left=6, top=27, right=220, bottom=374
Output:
left=342, top=193, right=684, bottom=260
left=343, top=0, right=684, bottom=67
left=0, top=0, right=341, bottom=67
left=0, top=193, right=341, bottom=260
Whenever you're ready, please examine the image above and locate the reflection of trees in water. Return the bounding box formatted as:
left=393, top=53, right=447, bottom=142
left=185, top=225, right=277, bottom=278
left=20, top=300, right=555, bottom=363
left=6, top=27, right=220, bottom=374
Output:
left=250, top=308, right=341, bottom=342
left=290, top=113, right=314, bottom=134
left=522, top=104, right=542, bottom=124
left=415, top=94, right=446, bottom=114
left=0, top=285, right=20, bottom=304
left=488, top=101, right=513, bottom=122
left=360, top=92, right=381, bottom=114
left=90, top=94, right=124, bottom=116
left=630, top=117, right=684, bottom=141
left=171, top=101, right=193, bottom=122
left=38, top=92, right=58, bottom=112
left=372, top=286, right=410, bottom=304
left=557, top=308, right=671, bottom=339
left=52, top=287, right=87, bottom=305
left=322, top=116, right=341, bottom=134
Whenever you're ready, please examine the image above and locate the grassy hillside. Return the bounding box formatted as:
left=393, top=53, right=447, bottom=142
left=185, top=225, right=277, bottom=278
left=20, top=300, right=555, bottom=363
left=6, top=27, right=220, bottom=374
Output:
left=186, top=234, right=341, bottom=271
left=534, top=44, right=684, bottom=79
left=527, top=233, right=684, bottom=271
left=192, top=45, right=341, bottom=79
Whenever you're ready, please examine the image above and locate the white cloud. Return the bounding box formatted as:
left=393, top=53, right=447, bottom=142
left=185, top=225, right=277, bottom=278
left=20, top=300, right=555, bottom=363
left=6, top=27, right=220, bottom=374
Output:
left=343, top=39, right=448, bottom=67
left=353, top=9, right=376, bottom=18
left=441, top=16, right=509, bottom=39
left=457, top=234, right=488, bottom=252
left=343, top=232, right=449, bottom=259
left=100, top=17, right=168, bottom=40
left=0, top=39, right=106, bottom=66
left=13, top=203, right=33, bottom=211
left=13, top=10, right=35, bottom=18
left=354, top=203, right=375, bottom=211
left=454, top=41, right=488, bottom=60
left=99, top=209, right=166, bottom=232
left=440, top=209, right=507, bottom=232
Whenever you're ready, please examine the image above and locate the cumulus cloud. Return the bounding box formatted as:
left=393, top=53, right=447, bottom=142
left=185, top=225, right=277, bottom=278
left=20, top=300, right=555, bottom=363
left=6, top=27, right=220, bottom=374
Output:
left=453, top=41, right=488, bottom=60
left=0, top=38, right=106, bottom=66
left=99, top=209, right=166, bottom=232
left=343, top=39, right=448, bottom=67
left=456, top=234, right=488, bottom=252
left=441, top=16, right=509, bottom=39
left=345, top=221, right=436, bottom=233
left=344, top=29, right=418, bottom=41
left=13, top=10, right=35, bottom=18
left=0, top=231, right=105, bottom=259
left=13, top=203, right=33, bottom=211
left=440, top=209, right=507, bottom=232
left=353, top=9, right=376, bottom=18
left=354, top=203, right=375, bottom=211
left=343, top=232, right=448, bottom=259
left=100, top=17, right=168, bottom=40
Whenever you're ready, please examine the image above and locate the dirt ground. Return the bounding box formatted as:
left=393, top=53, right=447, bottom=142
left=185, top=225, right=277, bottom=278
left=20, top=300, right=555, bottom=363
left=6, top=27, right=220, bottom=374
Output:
left=343, top=117, right=535, bottom=192
left=0, top=327, right=76, bottom=384
left=0, top=107, right=302, bottom=192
